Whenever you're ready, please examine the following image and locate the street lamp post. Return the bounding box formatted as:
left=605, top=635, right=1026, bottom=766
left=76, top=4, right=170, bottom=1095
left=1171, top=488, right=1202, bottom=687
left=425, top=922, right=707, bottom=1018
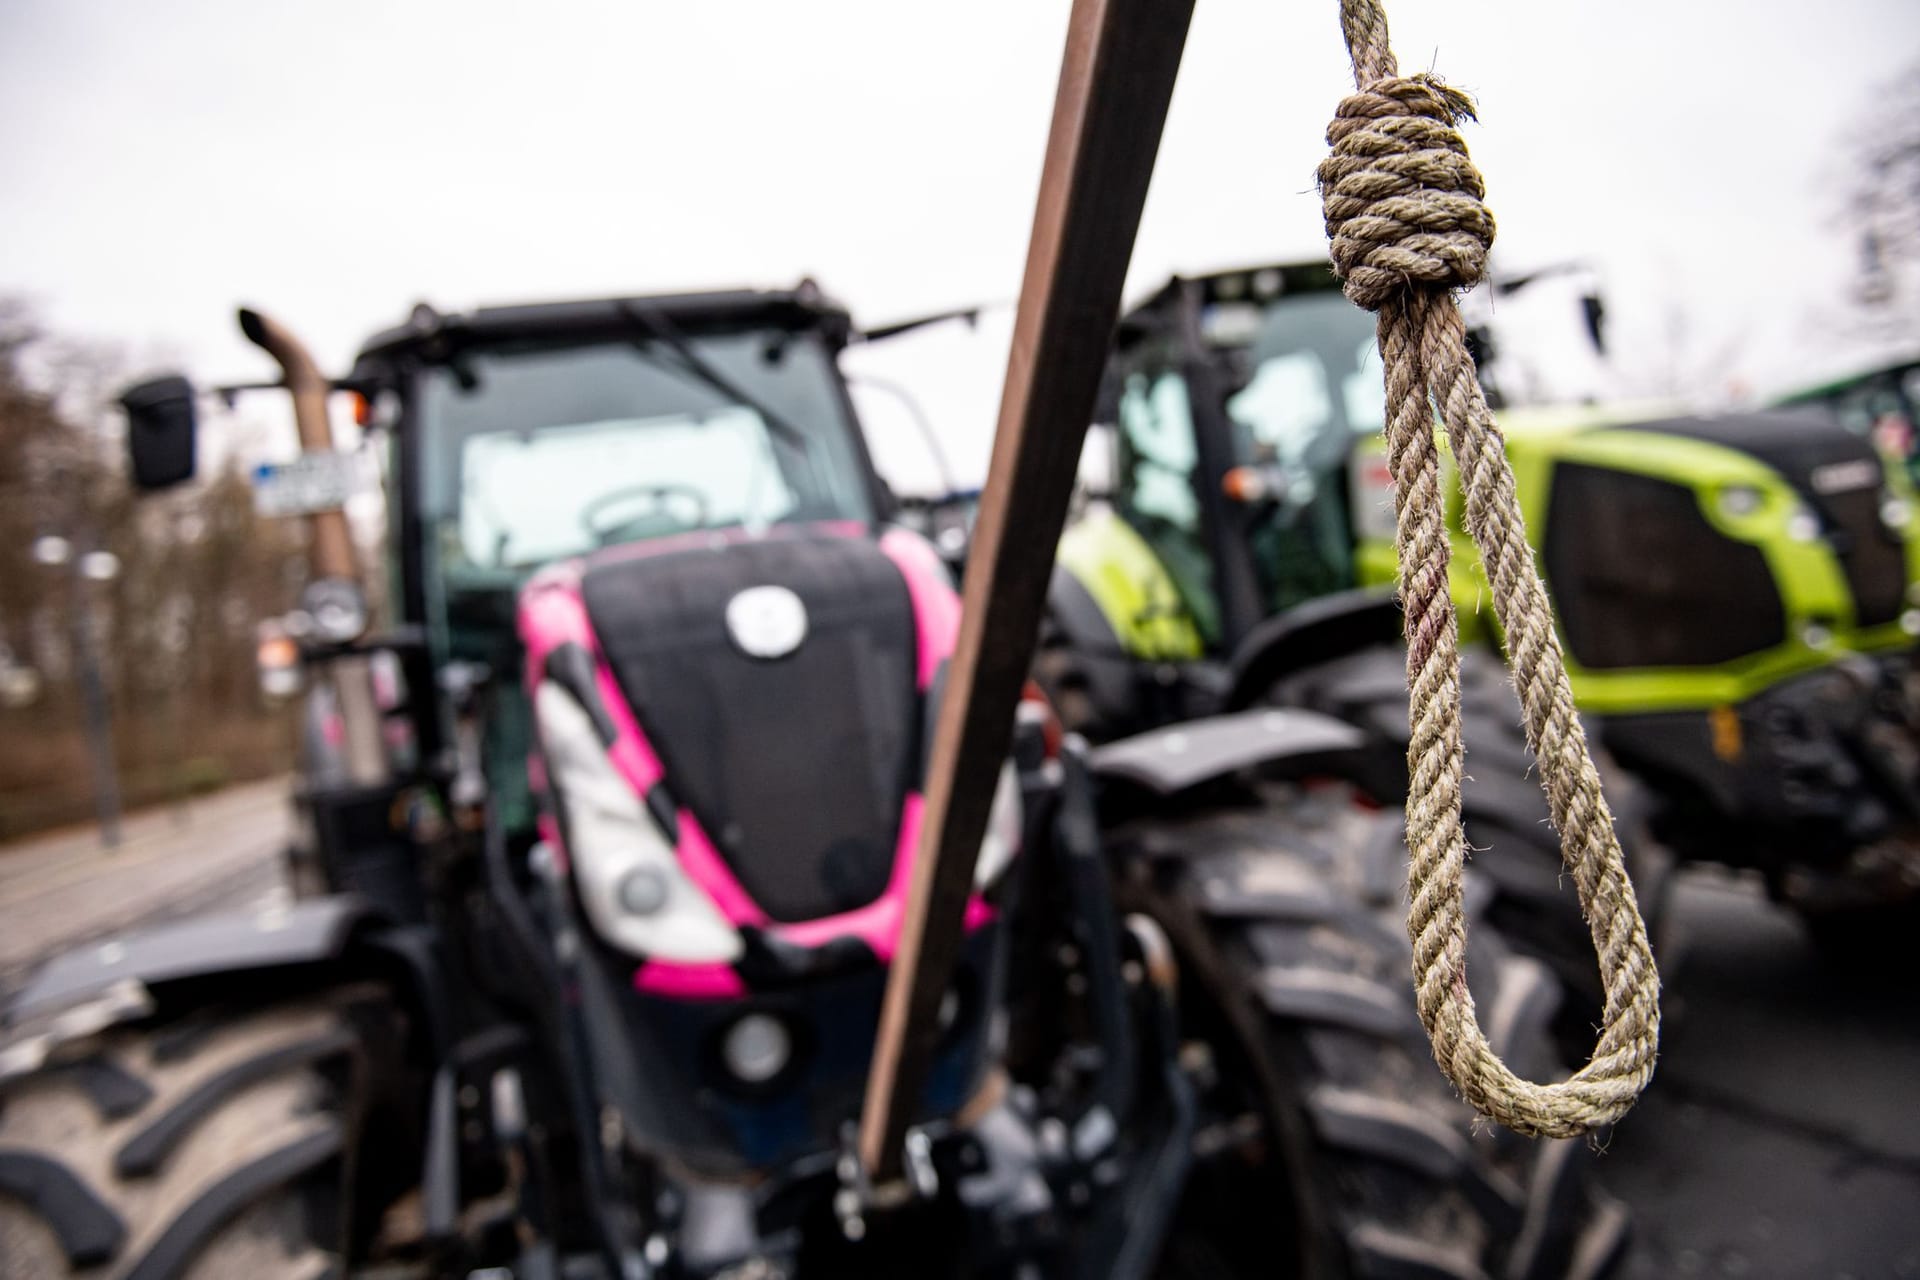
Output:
left=33, top=533, right=123, bottom=848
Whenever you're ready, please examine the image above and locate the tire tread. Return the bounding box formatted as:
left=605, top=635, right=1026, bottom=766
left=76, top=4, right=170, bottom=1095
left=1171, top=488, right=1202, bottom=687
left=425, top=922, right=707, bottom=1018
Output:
left=0, top=997, right=368, bottom=1278
left=1124, top=789, right=1625, bottom=1280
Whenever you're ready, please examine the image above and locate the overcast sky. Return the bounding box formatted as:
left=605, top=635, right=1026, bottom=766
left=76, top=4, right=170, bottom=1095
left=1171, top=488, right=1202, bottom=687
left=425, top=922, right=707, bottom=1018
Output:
left=2, top=0, right=1915, bottom=488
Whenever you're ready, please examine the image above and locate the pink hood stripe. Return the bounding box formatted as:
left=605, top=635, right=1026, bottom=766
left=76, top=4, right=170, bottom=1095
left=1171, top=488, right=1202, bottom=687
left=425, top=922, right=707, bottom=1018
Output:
left=880, top=529, right=963, bottom=690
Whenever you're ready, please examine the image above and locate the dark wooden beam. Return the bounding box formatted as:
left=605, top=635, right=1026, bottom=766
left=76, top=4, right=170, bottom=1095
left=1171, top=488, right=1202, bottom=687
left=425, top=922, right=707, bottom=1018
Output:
left=857, top=0, right=1195, bottom=1180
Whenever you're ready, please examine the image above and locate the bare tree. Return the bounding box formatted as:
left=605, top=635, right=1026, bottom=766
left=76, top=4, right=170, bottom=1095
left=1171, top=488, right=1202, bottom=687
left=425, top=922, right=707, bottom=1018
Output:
left=1839, top=58, right=1920, bottom=333
left=0, top=302, right=305, bottom=840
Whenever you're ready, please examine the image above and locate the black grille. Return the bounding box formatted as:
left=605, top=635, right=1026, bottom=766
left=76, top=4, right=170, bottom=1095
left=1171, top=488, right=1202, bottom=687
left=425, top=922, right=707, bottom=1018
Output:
left=1817, top=487, right=1906, bottom=627
left=1543, top=464, right=1785, bottom=669
left=582, top=536, right=917, bottom=923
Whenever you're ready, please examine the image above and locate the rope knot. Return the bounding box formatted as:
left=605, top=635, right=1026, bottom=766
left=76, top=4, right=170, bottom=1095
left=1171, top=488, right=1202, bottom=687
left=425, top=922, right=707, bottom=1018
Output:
left=1318, top=75, right=1496, bottom=311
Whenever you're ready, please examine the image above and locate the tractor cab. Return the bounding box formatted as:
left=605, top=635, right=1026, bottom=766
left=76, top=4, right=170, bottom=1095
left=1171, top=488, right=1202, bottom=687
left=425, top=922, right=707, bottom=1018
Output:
left=1047, top=264, right=1396, bottom=736
left=1091, top=264, right=1378, bottom=654
left=346, top=283, right=896, bottom=832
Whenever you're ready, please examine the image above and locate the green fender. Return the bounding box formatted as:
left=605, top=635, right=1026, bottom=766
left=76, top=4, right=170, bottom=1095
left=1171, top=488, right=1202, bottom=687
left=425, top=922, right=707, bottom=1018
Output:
left=1055, top=509, right=1206, bottom=661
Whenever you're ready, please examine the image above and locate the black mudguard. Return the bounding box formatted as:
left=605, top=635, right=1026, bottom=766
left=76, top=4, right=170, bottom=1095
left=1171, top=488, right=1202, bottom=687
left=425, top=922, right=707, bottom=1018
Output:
left=3, top=894, right=463, bottom=1254
left=1221, top=587, right=1403, bottom=714
left=5, top=896, right=380, bottom=1024
left=1087, top=708, right=1366, bottom=796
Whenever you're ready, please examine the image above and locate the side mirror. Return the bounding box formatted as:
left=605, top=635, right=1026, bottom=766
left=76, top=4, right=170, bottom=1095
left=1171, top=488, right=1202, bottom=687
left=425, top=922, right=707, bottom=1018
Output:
left=119, top=375, right=199, bottom=491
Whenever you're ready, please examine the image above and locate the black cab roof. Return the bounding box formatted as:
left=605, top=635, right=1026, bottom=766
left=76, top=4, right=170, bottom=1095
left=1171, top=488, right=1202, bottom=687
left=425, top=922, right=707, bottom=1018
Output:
left=351, top=279, right=853, bottom=375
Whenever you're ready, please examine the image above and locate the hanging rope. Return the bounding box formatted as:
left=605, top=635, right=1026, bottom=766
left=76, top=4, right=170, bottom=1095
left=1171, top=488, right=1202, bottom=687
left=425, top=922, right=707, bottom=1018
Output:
left=1318, top=0, right=1660, bottom=1139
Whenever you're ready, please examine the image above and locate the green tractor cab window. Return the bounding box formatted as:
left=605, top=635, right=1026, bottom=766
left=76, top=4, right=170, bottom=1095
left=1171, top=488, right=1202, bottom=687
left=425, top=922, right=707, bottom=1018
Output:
left=1115, top=366, right=1219, bottom=644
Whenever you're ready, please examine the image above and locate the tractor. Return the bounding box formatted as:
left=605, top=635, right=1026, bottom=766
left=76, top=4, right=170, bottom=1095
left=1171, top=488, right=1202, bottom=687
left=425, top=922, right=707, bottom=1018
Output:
left=1040, top=259, right=1920, bottom=959
left=0, top=282, right=1626, bottom=1278
left=1775, top=353, right=1920, bottom=486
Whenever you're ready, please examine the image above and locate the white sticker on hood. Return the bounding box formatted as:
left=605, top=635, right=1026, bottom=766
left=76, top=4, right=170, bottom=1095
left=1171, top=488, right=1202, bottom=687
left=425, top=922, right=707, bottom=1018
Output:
left=726, top=585, right=809, bottom=659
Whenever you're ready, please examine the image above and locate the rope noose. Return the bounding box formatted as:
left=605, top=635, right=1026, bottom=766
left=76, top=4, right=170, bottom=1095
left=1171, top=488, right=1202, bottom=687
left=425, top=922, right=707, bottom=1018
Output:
left=1319, top=0, right=1660, bottom=1138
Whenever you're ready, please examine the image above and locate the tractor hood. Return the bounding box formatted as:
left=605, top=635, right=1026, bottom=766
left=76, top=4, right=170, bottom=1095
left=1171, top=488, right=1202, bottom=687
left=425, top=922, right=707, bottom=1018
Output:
left=1649, top=412, right=1908, bottom=628
left=1495, top=407, right=1920, bottom=711
left=516, top=523, right=1009, bottom=983
left=1559, top=410, right=1912, bottom=635
left=579, top=532, right=920, bottom=923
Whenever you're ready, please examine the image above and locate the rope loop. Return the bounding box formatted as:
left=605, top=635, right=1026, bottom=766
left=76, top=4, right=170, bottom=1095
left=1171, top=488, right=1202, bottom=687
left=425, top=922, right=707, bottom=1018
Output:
left=1323, top=0, right=1661, bottom=1139
left=1319, top=76, right=1494, bottom=310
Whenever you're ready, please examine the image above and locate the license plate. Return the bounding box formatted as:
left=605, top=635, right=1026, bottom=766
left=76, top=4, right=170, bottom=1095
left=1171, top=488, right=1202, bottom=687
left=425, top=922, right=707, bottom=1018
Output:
left=252, top=453, right=361, bottom=518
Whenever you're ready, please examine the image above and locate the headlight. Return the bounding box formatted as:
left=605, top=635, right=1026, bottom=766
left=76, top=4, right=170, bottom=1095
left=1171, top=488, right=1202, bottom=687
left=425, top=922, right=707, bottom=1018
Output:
left=1787, top=509, right=1822, bottom=543
left=536, top=682, right=741, bottom=964
left=720, top=1012, right=792, bottom=1084
left=617, top=867, right=670, bottom=915
left=1716, top=484, right=1764, bottom=519
left=1882, top=498, right=1911, bottom=530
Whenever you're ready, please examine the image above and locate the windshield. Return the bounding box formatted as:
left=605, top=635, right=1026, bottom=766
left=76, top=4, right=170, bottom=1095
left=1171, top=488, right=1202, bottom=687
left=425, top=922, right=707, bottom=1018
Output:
left=1210, top=290, right=1384, bottom=615
left=1221, top=291, right=1384, bottom=471
left=415, top=331, right=874, bottom=586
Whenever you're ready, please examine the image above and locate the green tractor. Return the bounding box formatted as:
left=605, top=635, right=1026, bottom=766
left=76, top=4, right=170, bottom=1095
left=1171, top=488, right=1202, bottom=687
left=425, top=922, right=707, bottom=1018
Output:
left=1041, top=261, right=1920, bottom=962
left=1775, top=353, right=1920, bottom=487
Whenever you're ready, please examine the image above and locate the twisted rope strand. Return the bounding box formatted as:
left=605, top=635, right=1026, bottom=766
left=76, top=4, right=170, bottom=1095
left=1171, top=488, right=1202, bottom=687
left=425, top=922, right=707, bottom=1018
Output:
left=1320, top=0, right=1660, bottom=1138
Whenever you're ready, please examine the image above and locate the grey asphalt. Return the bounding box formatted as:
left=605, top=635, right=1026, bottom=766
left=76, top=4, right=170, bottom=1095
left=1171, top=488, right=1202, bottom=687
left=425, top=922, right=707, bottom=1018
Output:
left=1603, top=869, right=1920, bottom=1280
left=3, top=788, right=1916, bottom=1276
left=0, top=779, right=290, bottom=992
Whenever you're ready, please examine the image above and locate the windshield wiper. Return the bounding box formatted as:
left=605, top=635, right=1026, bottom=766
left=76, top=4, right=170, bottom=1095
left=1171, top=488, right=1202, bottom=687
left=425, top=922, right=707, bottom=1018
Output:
left=613, top=300, right=813, bottom=458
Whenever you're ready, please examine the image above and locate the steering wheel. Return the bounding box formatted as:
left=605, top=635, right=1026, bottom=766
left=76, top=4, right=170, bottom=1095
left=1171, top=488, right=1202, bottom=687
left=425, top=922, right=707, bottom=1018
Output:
left=580, top=484, right=711, bottom=546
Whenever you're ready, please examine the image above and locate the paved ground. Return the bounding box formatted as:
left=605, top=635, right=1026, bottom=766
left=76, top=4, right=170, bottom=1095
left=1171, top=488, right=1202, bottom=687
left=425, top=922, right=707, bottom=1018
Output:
left=1604, top=869, right=1920, bottom=1279
left=3, top=792, right=1916, bottom=1275
left=0, top=778, right=290, bottom=991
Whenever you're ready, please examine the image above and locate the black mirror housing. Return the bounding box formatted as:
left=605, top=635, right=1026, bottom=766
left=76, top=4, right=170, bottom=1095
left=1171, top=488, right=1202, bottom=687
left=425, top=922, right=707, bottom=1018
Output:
left=119, top=375, right=199, bottom=491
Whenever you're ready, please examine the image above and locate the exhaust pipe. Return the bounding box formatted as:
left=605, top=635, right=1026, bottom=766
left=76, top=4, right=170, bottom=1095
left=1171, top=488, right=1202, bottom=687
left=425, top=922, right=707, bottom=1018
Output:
left=237, top=308, right=359, bottom=581
left=237, top=306, right=387, bottom=788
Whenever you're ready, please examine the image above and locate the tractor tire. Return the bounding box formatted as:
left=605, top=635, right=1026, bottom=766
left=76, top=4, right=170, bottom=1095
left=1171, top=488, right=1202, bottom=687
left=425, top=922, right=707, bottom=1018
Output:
left=1118, top=783, right=1630, bottom=1280
left=0, top=991, right=390, bottom=1279
left=1797, top=894, right=1920, bottom=970
left=1267, top=643, right=1675, bottom=1041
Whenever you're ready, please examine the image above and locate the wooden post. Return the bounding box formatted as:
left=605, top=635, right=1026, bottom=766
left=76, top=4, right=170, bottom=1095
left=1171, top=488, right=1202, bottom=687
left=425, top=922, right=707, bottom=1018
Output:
left=857, top=0, right=1194, bottom=1180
